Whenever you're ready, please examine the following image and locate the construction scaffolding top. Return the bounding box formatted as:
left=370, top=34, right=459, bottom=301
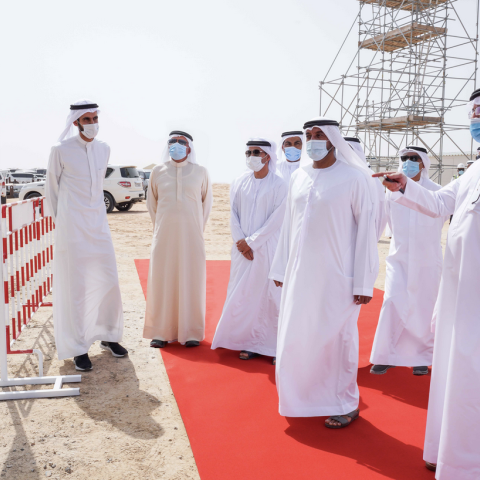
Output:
left=358, top=0, right=449, bottom=11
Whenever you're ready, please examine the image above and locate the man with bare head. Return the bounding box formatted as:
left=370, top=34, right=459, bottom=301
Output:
left=45, top=100, right=127, bottom=372
left=143, top=131, right=213, bottom=349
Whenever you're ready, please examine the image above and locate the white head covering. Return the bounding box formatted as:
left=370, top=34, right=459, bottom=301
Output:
left=276, top=131, right=303, bottom=163
left=230, top=137, right=280, bottom=209
left=160, top=130, right=198, bottom=165
left=301, top=117, right=374, bottom=193
left=58, top=99, right=100, bottom=142
left=467, top=88, right=480, bottom=118
left=397, top=146, right=431, bottom=179
left=344, top=137, right=367, bottom=163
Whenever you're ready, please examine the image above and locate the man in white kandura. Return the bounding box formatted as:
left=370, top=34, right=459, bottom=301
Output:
left=375, top=87, right=480, bottom=478
left=269, top=117, right=379, bottom=429
left=143, top=131, right=212, bottom=349
left=276, top=131, right=303, bottom=184
left=212, top=138, right=287, bottom=364
left=45, top=100, right=127, bottom=372
left=345, top=136, right=387, bottom=240
left=370, top=146, right=447, bottom=376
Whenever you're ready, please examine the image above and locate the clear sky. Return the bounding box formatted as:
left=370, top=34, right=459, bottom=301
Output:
left=0, top=0, right=478, bottom=182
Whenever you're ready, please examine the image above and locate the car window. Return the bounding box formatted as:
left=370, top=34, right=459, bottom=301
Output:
left=145, top=172, right=151, bottom=179
left=105, top=168, right=114, bottom=178
left=120, top=167, right=139, bottom=178
left=138, top=171, right=145, bottom=179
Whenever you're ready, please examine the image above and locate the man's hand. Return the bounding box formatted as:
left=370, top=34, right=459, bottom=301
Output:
left=236, top=239, right=251, bottom=254
left=354, top=295, right=372, bottom=305
left=372, top=172, right=407, bottom=193
left=242, top=250, right=254, bottom=261
left=273, top=280, right=283, bottom=288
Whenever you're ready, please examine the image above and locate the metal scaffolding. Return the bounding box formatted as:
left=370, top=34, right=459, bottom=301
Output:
left=319, top=0, right=479, bottom=183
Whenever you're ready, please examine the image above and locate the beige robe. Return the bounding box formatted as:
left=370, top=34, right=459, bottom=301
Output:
left=143, top=160, right=212, bottom=342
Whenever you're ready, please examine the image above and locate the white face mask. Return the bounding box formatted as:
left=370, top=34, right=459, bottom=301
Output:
left=80, top=123, right=99, bottom=139
left=306, top=139, right=330, bottom=160
left=246, top=156, right=266, bottom=172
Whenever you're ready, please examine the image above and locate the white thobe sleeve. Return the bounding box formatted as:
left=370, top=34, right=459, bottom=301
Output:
left=45, top=146, right=64, bottom=224
left=392, top=177, right=459, bottom=218
left=229, top=178, right=246, bottom=242
left=246, top=182, right=288, bottom=251
left=376, top=185, right=388, bottom=241
left=352, top=179, right=379, bottom=297
left=384, top=191, right=392, bottom=231
left=268, top=183, right=293, bottom=283
left=201, top=169, right=213, bottom=231
left=147, top=168, right=158, bottom=228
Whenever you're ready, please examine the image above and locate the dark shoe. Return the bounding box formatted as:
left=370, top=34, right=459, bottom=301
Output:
left=74, top=353, right=92, bottom=371
left=150, top=339, right=167, bottom=348
left=325, top=409, right=360, bottom=429
left=185, top=340, right=200, bottom=348
left=370, top=364, right=396, bottom=375
left=100, top=341, right=128, bottom=357
left=425, top=461, right=437, bottom=471
left=413, top=366, right=429, bottom=376
left=272, top=357, right=276, bottom=365
left=239, top=350, right=260, bottom=360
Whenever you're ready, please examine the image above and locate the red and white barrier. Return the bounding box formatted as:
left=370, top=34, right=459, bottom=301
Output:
left=0, top=197, right=81, bottom=401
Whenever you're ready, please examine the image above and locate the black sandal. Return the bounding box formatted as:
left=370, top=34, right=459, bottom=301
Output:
left=150, top=339, right=166, bottom=348
left=239, top=350, right=259, bottom=360
left=425, top=462, right=436, bottom=471
left=185, top=340, right=200, bottom=348
left=325, top=409, right=360, bottom=429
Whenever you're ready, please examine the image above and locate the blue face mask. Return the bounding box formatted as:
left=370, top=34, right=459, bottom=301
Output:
left=402, top=159, right=420, bottom=178
left=169, top=143, right=187, bottom=160
left=458, top=169, right=465, bottom=176
left=284, top=147, right=301, bottom=162
left=470, top=118, right=480, bottom=143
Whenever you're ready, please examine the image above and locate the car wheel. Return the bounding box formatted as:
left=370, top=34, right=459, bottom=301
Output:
left=104, top=192, right=115, bottom=213
left=25, top=192, right=41, bottom=199
left=115, top=202, right=134, bottom=212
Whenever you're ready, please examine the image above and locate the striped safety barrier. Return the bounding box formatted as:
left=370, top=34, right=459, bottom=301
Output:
left=0, top=197, right=81, bottom=401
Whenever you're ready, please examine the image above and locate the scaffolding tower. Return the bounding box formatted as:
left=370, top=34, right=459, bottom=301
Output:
left=319, top=0, right=479, bottom=183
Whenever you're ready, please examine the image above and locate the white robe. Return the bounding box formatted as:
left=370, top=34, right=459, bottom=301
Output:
left=211, top=171, right=287, bottom=356
left=392, top=162, right=480, bottom=479
left=374, top=179, right=388, bottom=240
left=270, top=160, right=378, bottom=417
left=143, top=160, right=212, bottom=343
left=277, top=160, right=301, bottom=185
left=370, top=176, right=446, bottom=367
left=45, top=135, right=123, bottom=360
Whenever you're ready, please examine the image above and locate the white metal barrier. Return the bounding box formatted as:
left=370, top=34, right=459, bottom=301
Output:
left=0, top=197, right=81, bottom=400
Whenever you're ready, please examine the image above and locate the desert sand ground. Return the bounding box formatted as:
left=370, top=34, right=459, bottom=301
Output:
left=0, top=185, right=449, bottom=479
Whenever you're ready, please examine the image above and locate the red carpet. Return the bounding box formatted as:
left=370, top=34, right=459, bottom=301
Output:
left=135, top=259, right=432, bottom=480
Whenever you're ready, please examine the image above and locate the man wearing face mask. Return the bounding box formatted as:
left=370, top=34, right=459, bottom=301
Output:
left=269, top=117, right=379, bottom=429
left=276, top=131, right=303, bottom=184
left=212, top=139, right=287, bottom=363
left=143, top=131, right=212, bottom=349
left=370, top=146, right=447, bottom=377
left=373, top=87, right=480, bottom=477
left=451, top=163, right=466, bottom=182
left=45, top=100, right=127, bottom=372
left=345, top=136, right=387, bottom=240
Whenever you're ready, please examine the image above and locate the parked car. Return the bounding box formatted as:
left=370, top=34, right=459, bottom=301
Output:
left=18, top=164, right=145, bottom=213
left=137, top=168, right=152, bottom=198
left=0, top=172, right=6, bottom=204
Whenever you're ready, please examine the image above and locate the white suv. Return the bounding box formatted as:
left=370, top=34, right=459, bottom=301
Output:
left=18, top=164, right=144, bottom=213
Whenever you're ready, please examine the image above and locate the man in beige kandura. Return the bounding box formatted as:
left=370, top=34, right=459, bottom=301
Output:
left=143, top=130, right=213, bottom=348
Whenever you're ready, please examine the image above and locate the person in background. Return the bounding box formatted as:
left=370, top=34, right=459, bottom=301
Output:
left=143, top=131, right=212, bottom=349
left=451, top=163, right=465, bottom=182
left=370, top=146, right=447, bottom=377
left=276, top=131, right=303, bottom=184
left=467, top=159, right=475, bottom=169
left=373, top=87, right=480, bottom=477
left=45, top=100, right=127, bottom=371
left=212, top=138, right=287, bottom=364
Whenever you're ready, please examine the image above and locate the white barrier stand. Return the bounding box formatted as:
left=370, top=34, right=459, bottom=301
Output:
left=0, top=197, right=81, bottom=401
